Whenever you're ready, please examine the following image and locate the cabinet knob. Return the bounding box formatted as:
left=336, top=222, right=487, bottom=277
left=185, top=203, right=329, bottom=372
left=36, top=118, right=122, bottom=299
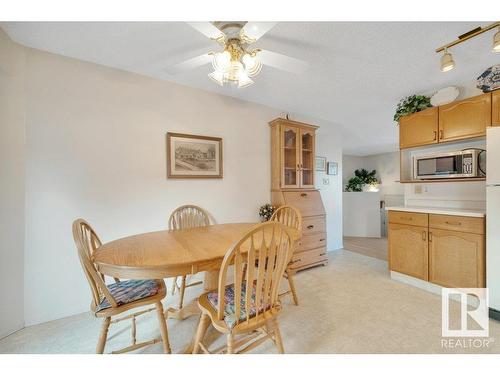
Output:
left=300, top=193, right=308, bottom=197
left=319, top=238, right=325, bottom=242
left=307, top=225, right=314, bottom=229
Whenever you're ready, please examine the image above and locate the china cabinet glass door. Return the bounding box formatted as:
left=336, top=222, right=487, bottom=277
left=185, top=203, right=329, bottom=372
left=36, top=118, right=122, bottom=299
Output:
left=282, top=126, right=299, bottom=188
left=300, top=130, right=314, bottom=188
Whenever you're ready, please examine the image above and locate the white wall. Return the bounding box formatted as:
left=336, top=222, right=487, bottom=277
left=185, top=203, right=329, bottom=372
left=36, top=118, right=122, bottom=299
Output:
left=14, top=46, right=344, bottom=325
left=343, top=192, right=381, bottom=237
left=0, top=29, right=25, bottom=338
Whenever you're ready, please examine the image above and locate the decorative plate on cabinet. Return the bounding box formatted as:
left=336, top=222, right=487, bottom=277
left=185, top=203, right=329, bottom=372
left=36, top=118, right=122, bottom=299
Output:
left=430, top=86, right=460, bottom=106
left=477, top=64, right=500, bottom=93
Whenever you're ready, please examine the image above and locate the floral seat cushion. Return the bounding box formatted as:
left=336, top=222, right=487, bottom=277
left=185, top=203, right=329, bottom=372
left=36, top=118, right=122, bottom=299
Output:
left=207, top=283, right=269, bottom=329
left=96, top=279, right=160, bottom=312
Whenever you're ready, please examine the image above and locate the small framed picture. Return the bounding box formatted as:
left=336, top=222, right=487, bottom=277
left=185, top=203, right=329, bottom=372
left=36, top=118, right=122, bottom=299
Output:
left=315, top=156, right=327, bottom=172
left=167, top=132, right=223, bottom=178
left=327, top=162, right=338, bottom=175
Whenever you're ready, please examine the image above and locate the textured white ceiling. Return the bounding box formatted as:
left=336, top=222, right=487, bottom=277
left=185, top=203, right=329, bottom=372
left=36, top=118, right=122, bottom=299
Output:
left=2, top=22, right=499, bottom=155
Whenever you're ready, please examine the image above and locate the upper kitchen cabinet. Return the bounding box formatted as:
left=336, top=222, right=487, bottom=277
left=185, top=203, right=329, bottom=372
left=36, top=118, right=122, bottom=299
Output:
left=399, top=107, right=438, bottom=149
left=492, top=89, right=500, bottom=126
left=270, top=118, right=318, bottom=190
left=438, top=92, right=491, bottom=142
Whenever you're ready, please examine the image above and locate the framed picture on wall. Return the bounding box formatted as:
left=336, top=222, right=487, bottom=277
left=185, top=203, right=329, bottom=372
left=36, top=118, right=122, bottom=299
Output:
left=315, top=156, right=327, bottom=172
left=327, top=161, right=338, bottom=175
left=166, top=132, right=223, bottom=178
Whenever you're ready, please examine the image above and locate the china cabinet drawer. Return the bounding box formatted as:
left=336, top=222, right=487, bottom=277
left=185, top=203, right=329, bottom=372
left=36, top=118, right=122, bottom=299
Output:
left=296, top=231, right=327, bottom=252
left=388, top=211, right=428, bottom=227
left=301, top=216, right=326, bottom=234
left=289, top=247, right=327, bottom=270
left=429, top=214, right=485, bottom=235
left=282, top=190, right=325, bottom=217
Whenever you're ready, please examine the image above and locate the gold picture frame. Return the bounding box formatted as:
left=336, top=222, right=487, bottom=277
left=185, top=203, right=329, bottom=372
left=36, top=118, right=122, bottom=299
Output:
left=167, top=132, right=223, bottom=179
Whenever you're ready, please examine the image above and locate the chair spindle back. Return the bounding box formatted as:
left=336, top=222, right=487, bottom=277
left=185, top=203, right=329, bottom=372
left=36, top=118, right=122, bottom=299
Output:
left=217, top=222, right=294, bottom=327
left=168, top=205, right=210, bottom=230
left=72, top=219, right=117, bottom=310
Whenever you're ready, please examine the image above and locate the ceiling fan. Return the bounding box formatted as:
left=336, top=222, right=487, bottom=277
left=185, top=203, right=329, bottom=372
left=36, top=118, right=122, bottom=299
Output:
left=166, top=22, right=308, bottom=88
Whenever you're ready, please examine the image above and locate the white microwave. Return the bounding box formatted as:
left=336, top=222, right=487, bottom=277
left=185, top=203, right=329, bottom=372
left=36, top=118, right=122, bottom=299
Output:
left=413, top=149, right=485, bottom=180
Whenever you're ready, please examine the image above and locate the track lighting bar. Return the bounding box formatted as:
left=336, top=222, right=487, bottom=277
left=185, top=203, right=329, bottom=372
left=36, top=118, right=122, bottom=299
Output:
left=435, top=22, right=499, bottom=53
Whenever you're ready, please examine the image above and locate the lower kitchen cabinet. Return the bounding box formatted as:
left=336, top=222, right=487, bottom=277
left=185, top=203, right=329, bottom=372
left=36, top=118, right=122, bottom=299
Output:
left=388, top=223, right=428, bottom=280
left=428, top=228, right=485, bottom=288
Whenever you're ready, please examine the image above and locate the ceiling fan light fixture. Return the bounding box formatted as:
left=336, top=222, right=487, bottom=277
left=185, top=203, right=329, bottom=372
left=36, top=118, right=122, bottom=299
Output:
left=493, top=28, right=500, bottom=52
left=242, top=53, right=262, bottom=77
left=208, top=70, right=225, bottom=86
left=440, top=49, right=455, bottom=72
left=237, top=71, right=254, bottom=88
left=212, top=51, right=231, bottom=71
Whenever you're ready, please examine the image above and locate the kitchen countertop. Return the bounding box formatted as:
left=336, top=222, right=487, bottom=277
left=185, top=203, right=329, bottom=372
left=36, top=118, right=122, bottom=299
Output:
left=385, top=206, right=485, bottom=218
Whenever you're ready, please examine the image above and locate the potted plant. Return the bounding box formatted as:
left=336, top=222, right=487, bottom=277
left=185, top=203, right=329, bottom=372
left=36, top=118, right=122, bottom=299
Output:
left=344, top=169, right=379, bottom=192
left=393, top=94, right=432, bottom=123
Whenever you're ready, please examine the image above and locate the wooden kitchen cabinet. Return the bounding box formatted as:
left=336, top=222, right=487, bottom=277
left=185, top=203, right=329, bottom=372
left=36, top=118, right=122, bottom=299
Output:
left=388, top=223, right=429, bottom=280
left=387, top=210, right=486, bottom=288
left=399, top=107, right=438, bottom=149
left=438, top=92, right=491, bottom=142
left=428, top=228, right=485, bottom=288
left=493, top=89, right=500, bottom=126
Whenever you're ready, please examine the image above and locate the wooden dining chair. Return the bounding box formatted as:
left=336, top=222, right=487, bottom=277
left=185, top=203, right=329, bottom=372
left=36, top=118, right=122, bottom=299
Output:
left=168, top=205, right=211, bottom=309
left=270, top=205, right=302, bottom=305
left=192, top=221, right=294, bottom=354
left=72, top=219, right=171, bottom=354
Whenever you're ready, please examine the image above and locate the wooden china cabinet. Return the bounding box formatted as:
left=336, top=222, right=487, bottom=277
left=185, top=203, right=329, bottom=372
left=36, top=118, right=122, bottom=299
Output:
left=269, top=118, right=328, bottom=273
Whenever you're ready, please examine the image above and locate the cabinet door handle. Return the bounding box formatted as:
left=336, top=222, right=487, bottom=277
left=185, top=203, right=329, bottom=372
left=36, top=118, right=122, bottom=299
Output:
left=320, top=253, right=326, bottom=256
left=429, top=232, right=433, bottom=242
left=422, top=231, right=427, bottom=241
left=439, top=130, right=443, bottom=139
left=300, top=193, right=308, bottom=197
left=319, top=238, right=325, bottom=242
left=433, top=130, right=437, bottom=141
left=307, top=225, right=314, bottom=229
left=445, top=221, right=462, bottom=226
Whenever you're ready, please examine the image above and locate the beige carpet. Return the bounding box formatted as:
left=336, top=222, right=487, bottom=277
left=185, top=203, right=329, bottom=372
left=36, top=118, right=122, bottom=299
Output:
left=1, top=250, right=500, bottom=354
left=343, top=236, right=388, bottom=261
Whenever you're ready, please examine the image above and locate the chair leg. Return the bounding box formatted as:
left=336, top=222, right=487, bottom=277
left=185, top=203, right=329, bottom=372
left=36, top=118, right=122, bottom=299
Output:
left=272, top=319, right=285, bottom=354
left=192, top=313, right=211, bottom=354
left=155, top=301, right=171, bottom=354
left=227, top=333, right=235, bottom=354
left=171, top=277, right=178, bottom=295
left=178, top=275, right=187, bottom=309
left=286, top=269, right=299, bottom=306
left=96, top=317, right=111, bottom=354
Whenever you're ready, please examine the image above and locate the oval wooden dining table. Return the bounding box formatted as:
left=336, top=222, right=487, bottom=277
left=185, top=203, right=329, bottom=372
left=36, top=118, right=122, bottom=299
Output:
left=93, top=222, right=299, bottom=353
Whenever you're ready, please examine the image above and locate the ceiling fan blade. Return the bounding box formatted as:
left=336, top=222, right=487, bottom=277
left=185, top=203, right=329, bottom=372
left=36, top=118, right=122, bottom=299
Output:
left=166, top=53, right=213, bottom=75
left=241, top=22, right=277, bottom=42
left=258, top=50, right=307, bottom=75
left=187, top=22, right=225, bottom=40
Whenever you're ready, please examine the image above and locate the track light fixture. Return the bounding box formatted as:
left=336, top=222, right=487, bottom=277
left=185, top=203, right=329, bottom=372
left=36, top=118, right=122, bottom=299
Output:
left=440, top=48, right=455, bottom=72
left=435, top=22, right=500, bottom=72
left=493, top=27, right=500, bottom=53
